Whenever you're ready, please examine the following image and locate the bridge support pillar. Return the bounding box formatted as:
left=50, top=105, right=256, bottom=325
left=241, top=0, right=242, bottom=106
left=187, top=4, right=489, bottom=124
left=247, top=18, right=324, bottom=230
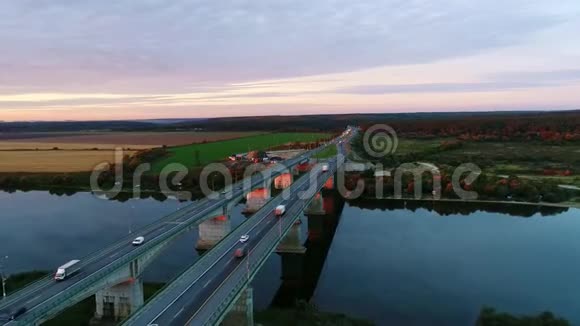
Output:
left=222, top=287, right=254, bottom=326
left=305, top=192, right=326, bottom=216
left=276, top=219, right=306, bottom=254
left=292, top=165, right=300, bottom=176
left=94, top=278, right=144, bottom=321
left=196, top=215, right=231, bottom=250
left=324, top=175, right=335, bottom=190
left=243, top=187, right=271, bottom=214
left=274, top=173, right=294, bottom=189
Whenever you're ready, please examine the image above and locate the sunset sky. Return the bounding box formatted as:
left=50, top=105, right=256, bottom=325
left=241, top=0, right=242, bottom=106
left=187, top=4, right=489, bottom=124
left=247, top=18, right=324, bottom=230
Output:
left=1, top=0, right=579, bottom=121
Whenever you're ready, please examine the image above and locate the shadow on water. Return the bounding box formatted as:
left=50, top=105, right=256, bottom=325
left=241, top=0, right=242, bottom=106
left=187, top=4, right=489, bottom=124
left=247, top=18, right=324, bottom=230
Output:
left=270, top=190, right=346, bottom=307
left=347, top=198, right=569, bottom=217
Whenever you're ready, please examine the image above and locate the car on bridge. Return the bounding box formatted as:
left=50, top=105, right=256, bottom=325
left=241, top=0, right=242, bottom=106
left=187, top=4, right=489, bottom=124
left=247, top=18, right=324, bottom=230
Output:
left=239, top=234, right=249, bottom=243
left=132, top=236, right=145, bottom=246
left=1, top=307, right=27, bottom=321
left=234, top=246, right=247, bottom=258
left=12, top=307, right=27, bottom=320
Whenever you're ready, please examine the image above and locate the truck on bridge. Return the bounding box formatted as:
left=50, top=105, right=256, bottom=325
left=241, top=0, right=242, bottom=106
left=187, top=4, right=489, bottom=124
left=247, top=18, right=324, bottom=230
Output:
left=54, top=259, right=81, bottom=281
left=275, top=205, right=286, bottom=216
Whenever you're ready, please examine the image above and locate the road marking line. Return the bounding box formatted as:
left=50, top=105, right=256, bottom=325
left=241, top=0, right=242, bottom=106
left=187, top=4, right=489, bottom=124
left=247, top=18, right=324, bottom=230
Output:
left=203, top=279, right=212, bottom=288
left=173, top=307, right=185, bottom=319
left=25, top=294, right=42, bottom=305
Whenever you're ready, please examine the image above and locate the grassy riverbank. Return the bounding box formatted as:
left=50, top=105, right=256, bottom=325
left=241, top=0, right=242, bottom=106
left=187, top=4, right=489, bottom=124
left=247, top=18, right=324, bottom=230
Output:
left=255, top=308, right=373, bottom=326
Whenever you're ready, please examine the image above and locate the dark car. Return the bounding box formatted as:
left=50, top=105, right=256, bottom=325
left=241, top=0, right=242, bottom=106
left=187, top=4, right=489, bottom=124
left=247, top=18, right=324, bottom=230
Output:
left=10, top=307, right=27, bottom=320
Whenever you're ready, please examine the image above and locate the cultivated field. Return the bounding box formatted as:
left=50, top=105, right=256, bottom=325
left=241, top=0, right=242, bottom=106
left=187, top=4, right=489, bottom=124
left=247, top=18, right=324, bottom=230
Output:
left=0, top=150, right=131, bottom=173
left=151, top=132, right=331, bottom=172
left=0, top=142, right=153, bottom=151
left=314, top=144, right=338, bottom=159
left=0, top=132, right=328, bottom=173
left=0, top=131, right=262, bottom=173
left=2, top=131, right=262, bottom=147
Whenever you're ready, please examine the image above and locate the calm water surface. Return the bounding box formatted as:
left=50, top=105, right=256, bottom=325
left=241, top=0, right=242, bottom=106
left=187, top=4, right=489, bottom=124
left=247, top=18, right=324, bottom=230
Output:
left=1, top=191, right=579, bottom=325
left=314, top=201, right=580, bottom=325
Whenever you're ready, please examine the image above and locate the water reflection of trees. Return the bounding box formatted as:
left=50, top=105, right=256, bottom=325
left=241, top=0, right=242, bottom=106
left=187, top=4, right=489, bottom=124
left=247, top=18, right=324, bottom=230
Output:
left=3, top=189, right=572, bottom=217
left=347, top=198, right=569, bottom=217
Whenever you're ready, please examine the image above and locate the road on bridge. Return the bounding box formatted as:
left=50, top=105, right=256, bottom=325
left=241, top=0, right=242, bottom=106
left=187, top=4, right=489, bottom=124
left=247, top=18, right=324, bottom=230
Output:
left=0, top=133, right=350, bottom=325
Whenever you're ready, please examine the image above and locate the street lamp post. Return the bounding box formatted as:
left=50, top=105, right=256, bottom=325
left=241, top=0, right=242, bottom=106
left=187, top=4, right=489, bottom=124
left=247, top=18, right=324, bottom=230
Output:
left=0, top=255, right=8, bottom=299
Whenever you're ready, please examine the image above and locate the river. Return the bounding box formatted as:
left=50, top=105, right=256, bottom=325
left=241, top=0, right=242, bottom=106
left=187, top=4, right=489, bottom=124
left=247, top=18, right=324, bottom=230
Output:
left=1, top=190, right=579, bottom=325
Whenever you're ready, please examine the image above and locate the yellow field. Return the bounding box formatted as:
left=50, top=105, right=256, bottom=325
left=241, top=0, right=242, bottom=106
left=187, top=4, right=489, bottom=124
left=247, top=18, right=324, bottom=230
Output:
left=0, top=150, right=133, bottom=172
left=1, top=131, right=261, bottom=147
left=0, top=131, right=264, bottom=173
left=0, top=142, right=154, bottom=150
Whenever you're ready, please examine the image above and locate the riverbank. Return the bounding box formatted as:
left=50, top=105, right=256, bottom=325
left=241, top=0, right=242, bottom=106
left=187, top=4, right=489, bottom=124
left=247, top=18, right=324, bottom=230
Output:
left=355, top=196, right=580, bottom=209
left=476, top=307, right=571, bottom=326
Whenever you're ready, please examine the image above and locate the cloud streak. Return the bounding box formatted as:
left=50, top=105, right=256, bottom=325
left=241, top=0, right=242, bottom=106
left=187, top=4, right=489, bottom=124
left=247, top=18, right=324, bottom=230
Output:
left=0, top=0, right=579, bottom=120
left=0, top=0, right=572, bottom=89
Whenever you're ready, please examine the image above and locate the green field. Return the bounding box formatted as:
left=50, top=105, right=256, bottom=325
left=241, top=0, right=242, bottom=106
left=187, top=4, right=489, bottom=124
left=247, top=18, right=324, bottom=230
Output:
left=151, top=133, right=330, bottom=172
left=314, top=144, right=338, bottom=159
left=393, top=138, right=452, bottom=155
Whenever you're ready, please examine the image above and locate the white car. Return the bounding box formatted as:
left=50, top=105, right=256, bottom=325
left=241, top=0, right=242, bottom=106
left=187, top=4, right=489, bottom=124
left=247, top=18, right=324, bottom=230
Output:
left=132, top=236, right=145, bottom=246
left=239, top=235, right=250, bottom=243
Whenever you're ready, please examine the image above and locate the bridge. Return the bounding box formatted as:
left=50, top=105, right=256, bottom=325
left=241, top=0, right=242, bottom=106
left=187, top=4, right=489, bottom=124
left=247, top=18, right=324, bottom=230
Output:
left=0, top=127, right=355, bottom=325
left=122, top=141, right=348, bottom=325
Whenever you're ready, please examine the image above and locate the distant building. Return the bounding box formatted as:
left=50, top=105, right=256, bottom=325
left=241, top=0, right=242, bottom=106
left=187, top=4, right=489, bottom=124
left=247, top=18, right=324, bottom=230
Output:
left=374, top=170, right=392, bottom=178
left=228, top=154, right=244, bottom=161
left=247, top=150, right=268, bottom=162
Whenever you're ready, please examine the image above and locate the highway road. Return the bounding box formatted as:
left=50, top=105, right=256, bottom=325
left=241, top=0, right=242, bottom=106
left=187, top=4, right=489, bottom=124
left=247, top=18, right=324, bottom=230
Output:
left=0, top=133, right=348, bottom=325
left=124, top=139, right=350, bottom=325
